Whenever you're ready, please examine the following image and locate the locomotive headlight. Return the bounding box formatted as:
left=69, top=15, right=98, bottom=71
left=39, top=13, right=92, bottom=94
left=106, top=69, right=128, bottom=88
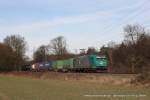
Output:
left=32, top=64, right=35, bottom=69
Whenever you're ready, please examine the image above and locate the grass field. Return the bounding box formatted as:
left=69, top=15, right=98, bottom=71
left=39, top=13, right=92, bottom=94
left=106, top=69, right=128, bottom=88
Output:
left=0, top=74, right=149, bottom=100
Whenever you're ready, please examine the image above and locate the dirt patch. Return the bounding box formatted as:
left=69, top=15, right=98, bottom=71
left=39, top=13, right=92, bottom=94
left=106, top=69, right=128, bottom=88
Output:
left=0, top=92, right=10, bottom=100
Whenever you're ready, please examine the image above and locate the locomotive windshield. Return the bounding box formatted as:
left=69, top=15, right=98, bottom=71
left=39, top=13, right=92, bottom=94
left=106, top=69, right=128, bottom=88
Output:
left=96, top=56, right=108, bottom=67
left=96, top=56, right=106, bottom=60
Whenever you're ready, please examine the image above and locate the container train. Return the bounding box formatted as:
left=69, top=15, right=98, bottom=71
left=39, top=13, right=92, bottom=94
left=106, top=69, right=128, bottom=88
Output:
left=30, top=54, right=108, bottom=72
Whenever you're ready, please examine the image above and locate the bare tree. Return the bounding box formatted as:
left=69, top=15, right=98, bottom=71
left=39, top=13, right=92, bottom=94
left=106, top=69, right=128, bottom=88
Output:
left=49, top=36, right=68, bottom=55
left=123, top=24, right=146, bottom=73
left=124, top=24, right=145, bottom=45
left=33, top=45, right=49, bottom=62
left=3, top=34, right=27, bottom=71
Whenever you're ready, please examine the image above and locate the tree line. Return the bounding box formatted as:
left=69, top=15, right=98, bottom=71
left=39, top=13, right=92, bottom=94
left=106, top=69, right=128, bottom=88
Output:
left=111, top=24, right=150, bottom=74
left=0, top=24, right=150, bottom=77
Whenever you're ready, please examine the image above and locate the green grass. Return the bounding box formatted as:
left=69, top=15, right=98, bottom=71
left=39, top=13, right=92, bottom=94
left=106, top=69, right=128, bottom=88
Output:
left=0, top=75, right=149, bottom=100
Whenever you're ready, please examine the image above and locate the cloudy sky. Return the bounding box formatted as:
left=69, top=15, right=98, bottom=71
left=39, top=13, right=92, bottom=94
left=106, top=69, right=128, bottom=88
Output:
left=0, top=0, right=150, bottom=57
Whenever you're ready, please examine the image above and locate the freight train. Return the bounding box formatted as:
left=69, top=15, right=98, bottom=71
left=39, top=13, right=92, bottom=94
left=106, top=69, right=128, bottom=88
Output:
left=30, top=54, right=108, bottom=72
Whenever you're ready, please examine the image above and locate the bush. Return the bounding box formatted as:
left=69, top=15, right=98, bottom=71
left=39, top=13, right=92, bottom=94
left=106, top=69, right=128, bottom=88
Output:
left=131, top=72, right=150, bottom=85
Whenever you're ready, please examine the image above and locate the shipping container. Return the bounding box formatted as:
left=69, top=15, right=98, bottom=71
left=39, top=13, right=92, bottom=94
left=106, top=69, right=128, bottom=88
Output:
left=52, top=60, right=64, bottom=70
left=73, top=55, right=91, bottom=68
left=31, top=61, right=52, bottom=71
left=63, top=58, right=74, bottom=69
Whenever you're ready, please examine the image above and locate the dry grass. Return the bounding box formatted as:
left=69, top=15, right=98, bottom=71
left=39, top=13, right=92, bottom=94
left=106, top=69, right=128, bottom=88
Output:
left=1, top=71, right=137, bottom=85
left=0, top=74, right=149, bottom=100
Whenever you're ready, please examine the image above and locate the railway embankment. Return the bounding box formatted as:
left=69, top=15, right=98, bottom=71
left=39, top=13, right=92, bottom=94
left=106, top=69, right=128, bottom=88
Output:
left=0, top=71, right=138, bottom=86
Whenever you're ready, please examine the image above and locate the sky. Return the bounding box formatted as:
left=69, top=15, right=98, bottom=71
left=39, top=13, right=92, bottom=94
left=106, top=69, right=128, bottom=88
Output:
left=0, top=0, right=150, bottom=58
